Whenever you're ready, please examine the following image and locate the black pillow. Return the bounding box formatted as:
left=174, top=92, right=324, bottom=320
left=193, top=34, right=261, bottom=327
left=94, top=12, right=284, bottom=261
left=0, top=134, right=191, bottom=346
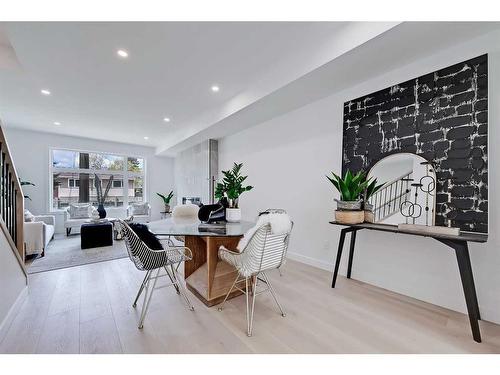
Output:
left=129, top=223, right=163, bottom=250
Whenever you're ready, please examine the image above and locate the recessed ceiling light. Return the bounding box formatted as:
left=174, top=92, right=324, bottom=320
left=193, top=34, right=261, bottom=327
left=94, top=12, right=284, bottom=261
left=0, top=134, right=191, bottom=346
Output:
left=143, top=136, right=149, bottom=140
left=211, top=85, right=220, bottom=92
left=53, top=121, right=61, bottom=126
left=163, top=117, right=171, bottom=123
left=41, top=89, right=51, bottom=95
left=117, top=49, right=129, bottom=58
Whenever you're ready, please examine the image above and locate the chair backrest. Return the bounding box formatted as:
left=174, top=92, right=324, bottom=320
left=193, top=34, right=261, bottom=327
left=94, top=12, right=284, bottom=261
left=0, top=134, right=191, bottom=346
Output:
left=128, top=202, right=150, bottom=216
left=116, top=219, right=159, bottom=271
left=172, top=204, right=199, bottom=220
left=238, top=221, right=293, bottom=276
left=66, top=203, right=94, bottom=219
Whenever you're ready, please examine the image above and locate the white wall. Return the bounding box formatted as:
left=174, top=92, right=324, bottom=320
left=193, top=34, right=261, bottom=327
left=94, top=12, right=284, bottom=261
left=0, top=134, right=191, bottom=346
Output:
left=4, top=128, right=175, bottom=233
left=219, top=30, right=500, bottom=324
left=0, top=232, right=26, bottom=337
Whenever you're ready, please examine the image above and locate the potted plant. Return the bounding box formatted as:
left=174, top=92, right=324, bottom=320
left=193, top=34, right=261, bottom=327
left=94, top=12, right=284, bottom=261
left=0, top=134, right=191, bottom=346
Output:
left=214, top=162, right=253, bottom=223
left=20, top=179, right=35, bottom=201
left=94, top=174, right=114, bottom=219
left=326, top=170, right=368, bottom=224
left=362, top=177, right=385, bottom=223
left=157, top=191, right=174, bottom=213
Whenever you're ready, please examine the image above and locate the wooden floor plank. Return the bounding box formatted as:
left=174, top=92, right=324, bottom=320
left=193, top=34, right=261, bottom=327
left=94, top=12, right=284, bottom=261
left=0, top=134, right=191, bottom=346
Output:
left=1, top=257, right=500, bottom=354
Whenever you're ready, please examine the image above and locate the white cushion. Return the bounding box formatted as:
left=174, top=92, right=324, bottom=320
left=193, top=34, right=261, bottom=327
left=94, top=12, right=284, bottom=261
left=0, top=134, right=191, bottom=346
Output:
left=24, top=209, right=35, bottom=222
left=172, top=204, right=199, bottom=219
left=130, top=202, right=149, bottom=216
left=69, top=203, right=92, bottom=219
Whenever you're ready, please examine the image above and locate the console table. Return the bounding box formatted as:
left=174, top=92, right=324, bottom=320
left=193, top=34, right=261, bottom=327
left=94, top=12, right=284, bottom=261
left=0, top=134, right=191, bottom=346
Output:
left=329, top=221, right=488, bottom=343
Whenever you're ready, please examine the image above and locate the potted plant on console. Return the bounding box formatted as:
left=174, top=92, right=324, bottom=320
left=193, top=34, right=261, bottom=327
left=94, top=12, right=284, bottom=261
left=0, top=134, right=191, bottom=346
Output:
left=326, top=170, right=368, bottom=225
left=362, top=176, right=384, bottom=223
left=215, top=162, right=253, bottom=223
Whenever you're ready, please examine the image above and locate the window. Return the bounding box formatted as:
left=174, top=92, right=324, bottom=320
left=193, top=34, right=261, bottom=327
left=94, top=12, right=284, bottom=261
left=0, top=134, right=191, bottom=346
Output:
left=68, top=178, right=80, bottom=188
left=50, top=149, right=145, bottom=210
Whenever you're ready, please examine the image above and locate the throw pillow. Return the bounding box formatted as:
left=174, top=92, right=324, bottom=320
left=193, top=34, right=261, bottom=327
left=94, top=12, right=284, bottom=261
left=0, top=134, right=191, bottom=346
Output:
left=129, top=223, right=163, bottom=250
left=131, top=203, right=149, bottom=216
left=69, top=204, right=92, bottom=219
left=24, top=209, right=35, bottom=222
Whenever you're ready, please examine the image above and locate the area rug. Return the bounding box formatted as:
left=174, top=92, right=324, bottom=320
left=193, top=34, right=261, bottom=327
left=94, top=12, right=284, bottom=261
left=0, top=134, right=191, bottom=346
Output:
left=28, top=234, right=128, bottom=274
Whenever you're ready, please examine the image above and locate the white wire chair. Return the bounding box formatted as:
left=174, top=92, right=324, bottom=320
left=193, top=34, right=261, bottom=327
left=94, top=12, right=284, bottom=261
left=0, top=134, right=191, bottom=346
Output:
left=117, top=220, right=194, bottom=329
left=218, top=218, right=293, bottom=336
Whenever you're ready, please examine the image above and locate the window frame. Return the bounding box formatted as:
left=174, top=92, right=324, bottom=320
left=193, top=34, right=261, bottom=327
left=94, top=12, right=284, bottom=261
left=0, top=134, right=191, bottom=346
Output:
left=49, top=147, right=147, bottom=212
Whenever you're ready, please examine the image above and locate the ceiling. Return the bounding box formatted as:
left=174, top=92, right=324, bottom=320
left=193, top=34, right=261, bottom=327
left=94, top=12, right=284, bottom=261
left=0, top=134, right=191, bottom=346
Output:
left=1, top=22, right=498, bottom=156
left=0, top=21, right=373, bottom=150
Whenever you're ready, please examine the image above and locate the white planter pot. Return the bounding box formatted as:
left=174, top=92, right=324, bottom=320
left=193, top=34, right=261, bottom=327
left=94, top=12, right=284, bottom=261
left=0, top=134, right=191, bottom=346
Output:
left=226, top=208, right=241, bottom=223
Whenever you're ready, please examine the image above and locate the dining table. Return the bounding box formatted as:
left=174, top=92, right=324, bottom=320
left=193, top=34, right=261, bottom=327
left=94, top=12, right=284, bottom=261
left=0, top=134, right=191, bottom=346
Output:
left=147, top=218, right=254, bottom=306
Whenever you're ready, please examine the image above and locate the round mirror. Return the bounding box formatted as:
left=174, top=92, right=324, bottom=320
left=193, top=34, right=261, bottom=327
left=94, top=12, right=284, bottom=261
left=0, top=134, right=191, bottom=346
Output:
left=367, top=153, right=437, bottom=226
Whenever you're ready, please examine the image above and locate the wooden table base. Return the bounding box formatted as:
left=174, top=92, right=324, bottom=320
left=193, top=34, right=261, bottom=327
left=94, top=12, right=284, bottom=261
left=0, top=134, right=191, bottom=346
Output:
left=184, top=235, right=244, bottom=307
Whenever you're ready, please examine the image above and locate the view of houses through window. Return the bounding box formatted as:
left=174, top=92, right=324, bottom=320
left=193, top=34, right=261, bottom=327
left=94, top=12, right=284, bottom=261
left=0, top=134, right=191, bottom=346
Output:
left=51, top=149, right=145, bottom=210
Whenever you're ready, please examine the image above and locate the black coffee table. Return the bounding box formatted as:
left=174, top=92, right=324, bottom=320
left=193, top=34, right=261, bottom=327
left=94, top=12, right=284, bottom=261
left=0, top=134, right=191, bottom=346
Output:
left=81, top=221, right=113, bottom=249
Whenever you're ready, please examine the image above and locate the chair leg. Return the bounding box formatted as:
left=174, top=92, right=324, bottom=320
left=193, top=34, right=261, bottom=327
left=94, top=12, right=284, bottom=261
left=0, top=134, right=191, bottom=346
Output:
left=164, top=266, right=180, bottom=294
left=247, top=276, right=258, bottom=337
left=138, top=268, right=160, bottom=329
left=133, top=271, right=151, bottom=308
left=245, top=277, right=251, bottom=336
left=218, top=273, right=240, bottom=312
left=262, top=272, right=286, bottom=317
left=169, top=265, right=194, bottom=311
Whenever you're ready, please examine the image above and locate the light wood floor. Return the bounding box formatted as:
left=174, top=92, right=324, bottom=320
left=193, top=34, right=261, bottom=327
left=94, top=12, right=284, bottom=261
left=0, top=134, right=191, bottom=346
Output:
left=1, top=257, right=500, bottom=354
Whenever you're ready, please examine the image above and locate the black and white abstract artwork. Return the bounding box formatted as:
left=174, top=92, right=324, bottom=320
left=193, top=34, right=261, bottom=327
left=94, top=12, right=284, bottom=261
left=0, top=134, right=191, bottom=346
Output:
left=342, top=54, right=488, bottom=233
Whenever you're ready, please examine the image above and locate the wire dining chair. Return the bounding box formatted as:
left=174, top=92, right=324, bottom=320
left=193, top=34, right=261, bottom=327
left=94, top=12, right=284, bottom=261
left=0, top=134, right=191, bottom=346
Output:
left=117, top=220, right=194, bottom=329
left=217, top=218, right=293, bottom=336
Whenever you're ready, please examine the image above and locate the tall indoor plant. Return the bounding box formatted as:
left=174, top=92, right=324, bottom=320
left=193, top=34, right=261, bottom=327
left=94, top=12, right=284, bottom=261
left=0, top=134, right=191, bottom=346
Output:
left=157, top=191, right=174, bottom=213
left=94, top=174, right=114, bottom=218
left=214, top=162, right=253, bottom=222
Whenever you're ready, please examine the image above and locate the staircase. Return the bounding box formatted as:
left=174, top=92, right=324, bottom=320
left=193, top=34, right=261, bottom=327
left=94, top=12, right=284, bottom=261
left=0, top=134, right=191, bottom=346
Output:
left=0, top=123, right=26, bottom=275
left=368, top=170, right=413, bottom=223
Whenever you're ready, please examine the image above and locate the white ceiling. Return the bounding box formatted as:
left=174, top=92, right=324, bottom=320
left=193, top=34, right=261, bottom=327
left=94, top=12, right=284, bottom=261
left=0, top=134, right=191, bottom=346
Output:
left=0, top=21, right=373, bottom=150
left=2, top=22, right=498, bottom=156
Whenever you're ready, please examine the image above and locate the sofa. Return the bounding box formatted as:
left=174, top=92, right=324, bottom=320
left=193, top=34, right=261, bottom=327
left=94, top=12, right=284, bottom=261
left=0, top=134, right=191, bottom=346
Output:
left=24, top=210, right=55, bottom=257
left=126, top=202, right=151, bottom=223
left=64, top=203, right=96, bottom=236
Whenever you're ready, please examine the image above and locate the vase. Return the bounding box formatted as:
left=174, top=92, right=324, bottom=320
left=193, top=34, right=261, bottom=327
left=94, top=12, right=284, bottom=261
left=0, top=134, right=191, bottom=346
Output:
left=363, top=202, right=375, bottom=223
left=226, top=208, right=241, bottom=223
left=335, top=210, right=364, bottom=224
left=97, top=204, right=107, bottom=219
left=164, top=204, right=170, bottom=213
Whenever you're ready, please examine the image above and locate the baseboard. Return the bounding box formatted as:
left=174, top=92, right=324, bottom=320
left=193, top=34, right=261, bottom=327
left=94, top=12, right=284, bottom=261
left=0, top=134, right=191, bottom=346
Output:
left=286, top=251, right=333, bottom=272
left=0, top=286, right=28, bottom=344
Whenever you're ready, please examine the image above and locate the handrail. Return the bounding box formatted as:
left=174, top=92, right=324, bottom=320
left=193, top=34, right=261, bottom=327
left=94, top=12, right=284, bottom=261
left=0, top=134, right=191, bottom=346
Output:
left=369, top=170, right=413, bottom=222
left=0, top=121, right=27, bottom=278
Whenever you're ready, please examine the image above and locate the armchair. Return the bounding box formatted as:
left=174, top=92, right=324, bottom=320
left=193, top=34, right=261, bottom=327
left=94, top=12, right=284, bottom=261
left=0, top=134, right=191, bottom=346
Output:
left=24, top=214, right=55, bottom=257
left=127, top=202, right=151, bottom=224
left=64, top=203, right=96, bottom=236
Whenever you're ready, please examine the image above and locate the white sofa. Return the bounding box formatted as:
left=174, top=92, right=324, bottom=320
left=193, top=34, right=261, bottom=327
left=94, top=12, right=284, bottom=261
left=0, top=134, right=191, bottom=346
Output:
left=24, top=213, right=55, bottom=257
left=127, top=202, right=151, bottom=223
left=64, top=203, right=96, bottom=236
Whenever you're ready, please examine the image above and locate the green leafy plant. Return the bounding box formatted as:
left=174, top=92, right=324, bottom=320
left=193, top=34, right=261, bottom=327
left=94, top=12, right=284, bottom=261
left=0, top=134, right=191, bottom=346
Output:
left=326, top=170, right=385, bottom=202
left=20, top=179, right=35, bottom=201
left=214, top=162, right=253, bottom=208
left=326, top=170, right=369, bottom=201
left=365, top=177, right=385, bottom=200
left=157, top=191, right=174, bottom=205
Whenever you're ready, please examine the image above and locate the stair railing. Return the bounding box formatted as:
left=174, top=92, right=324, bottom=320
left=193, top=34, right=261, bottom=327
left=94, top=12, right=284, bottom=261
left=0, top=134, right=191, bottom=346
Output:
left=0, top=122, right=27, bottom=274
left=369, top=170, right=413, bottom=222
